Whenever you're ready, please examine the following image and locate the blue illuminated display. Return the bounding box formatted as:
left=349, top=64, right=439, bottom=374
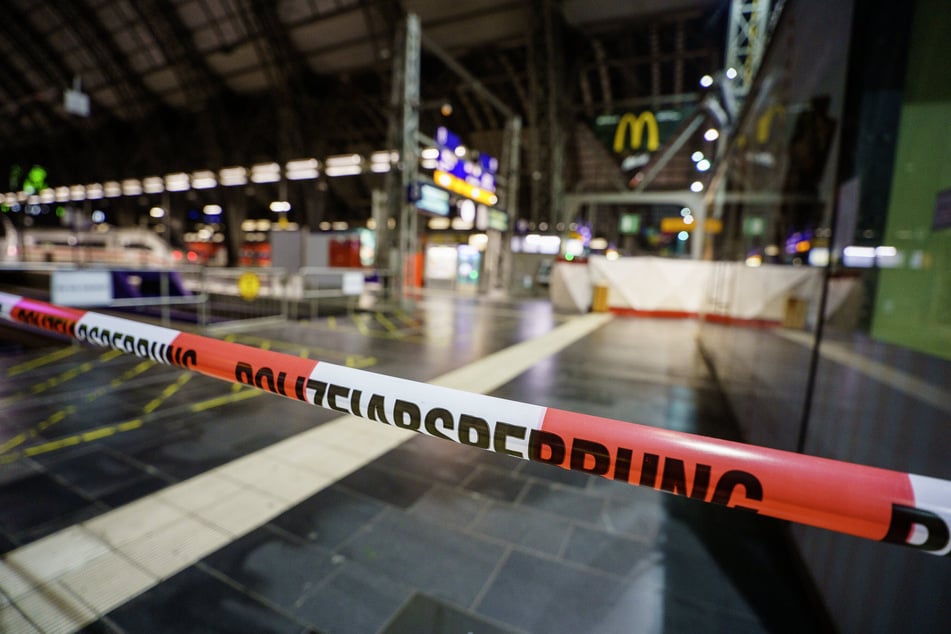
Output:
left=435, top=126, right=498, bottom=193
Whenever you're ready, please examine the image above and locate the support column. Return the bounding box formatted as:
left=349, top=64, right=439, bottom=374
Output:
left=497, top=116, right=522, bottom=293
left=398, top=14, right=421, bottom=302
left=382, top=14, right=421, bottom=304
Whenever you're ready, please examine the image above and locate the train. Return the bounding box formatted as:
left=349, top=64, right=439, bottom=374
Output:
left=0, top=218, right=177, bottom=267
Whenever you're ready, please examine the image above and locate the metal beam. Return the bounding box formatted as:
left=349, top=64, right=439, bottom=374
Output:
left=633, top=113, right=705, bottom=192
left=420, top=33, right=515, bottom=119
left=133, top=0, right=230, bottom=104
left=725, top=0, right=773, bottom=96
left=50, top=2, right=158, bottom=120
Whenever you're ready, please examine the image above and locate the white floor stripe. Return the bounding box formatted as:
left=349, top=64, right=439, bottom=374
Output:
left=774, top=328, right=951, bottom=415
left=0, top=312, right=611, bottom=633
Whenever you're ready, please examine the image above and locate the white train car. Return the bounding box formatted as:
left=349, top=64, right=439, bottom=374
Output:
left=0, top=216, right=19, bottom=262
left=16, top=225, right=178, bottom=267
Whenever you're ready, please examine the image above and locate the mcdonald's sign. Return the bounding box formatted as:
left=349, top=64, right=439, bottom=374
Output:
left=613, top=112, right=660, bottom=153
left=755, top=104, right=786, bottom=144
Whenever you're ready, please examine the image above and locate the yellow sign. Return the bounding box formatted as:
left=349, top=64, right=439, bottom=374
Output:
left=755, top=104, right=786, bottom=144
left=433, top=170, right=498, bottom=206
left=660, top=217, right=723, bottom=234
left=613, top=112, right=660, bottom=153
left=237, top=272, right=260, bottom=300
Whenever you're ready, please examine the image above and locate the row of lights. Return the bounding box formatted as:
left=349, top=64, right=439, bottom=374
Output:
left=699, top=67, right=739, bottom=88
left=691, top=68, right=734, bottom=194
left=1, top=150, right=408, bottom=205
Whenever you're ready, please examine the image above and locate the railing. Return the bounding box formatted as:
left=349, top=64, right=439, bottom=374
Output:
left=0, top=262, right=209, bottom=328
left=0, top=262, right=389, bottom=333
left=288, top=267, right=368, bottom=319
left=184, top=267, right=289, bottom=332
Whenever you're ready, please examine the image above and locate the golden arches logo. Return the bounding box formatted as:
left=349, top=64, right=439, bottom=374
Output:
left=756, top=104, right=786, bottom=144
left=613, top=112, right=660, bottom=153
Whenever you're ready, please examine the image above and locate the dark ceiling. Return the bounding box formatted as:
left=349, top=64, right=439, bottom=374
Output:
left=0, top=0, right=726, bottom=207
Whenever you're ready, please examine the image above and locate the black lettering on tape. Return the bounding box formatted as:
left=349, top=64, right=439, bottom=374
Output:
left=424, top=407, right=454, bottom=441
left=276, top=371, right=287, bottom=396
left=883, top=504, right=951, bottom=553
left=614, top=447, right=633, bottom=482
left=307, top=379, right=328, bottom=406
left=711, top=470, right=763, bottom=512
left=639, top=453, right=659, bottom=487
left=528, top=429, right=566, bottom=465
left=394, top=400, right=421, bottom=430
left=255, top=367, right=277, bottom=393
left=690, top=463, right=711, bottom=500
left=350, top=389, right=363, bottom=417
left=458, top=414, right=490, bottom=449
left=327, top=384, right=350, bottom=413
left=494, top=422, right=527, bottom=458
left=291, top=375, right=327, bottom=404
left=570, top=438, right=611, bottom=475
left=660, top=458, right=688, bottom=496
left=659, top=458, right=713, bottom=500
left=183, top=348, right=197, bottom=368
left=235, top=361, right=254, bottom=385
left=16, top=308, right=74, bottom=336
left=367, top=394, right=389, bottom=424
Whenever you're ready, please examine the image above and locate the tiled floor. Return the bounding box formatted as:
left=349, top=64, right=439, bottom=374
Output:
left=1, top=296, right=835, bottom=633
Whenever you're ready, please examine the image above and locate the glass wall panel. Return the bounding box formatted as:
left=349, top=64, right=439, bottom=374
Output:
left=699, top=1, right=951, bottom=631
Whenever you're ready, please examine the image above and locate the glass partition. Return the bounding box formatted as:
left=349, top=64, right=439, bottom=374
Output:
left=698, top=1, right=951, bottom=631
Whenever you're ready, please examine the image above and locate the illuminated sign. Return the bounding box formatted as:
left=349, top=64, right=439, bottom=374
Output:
left=613, top=112, right=660, bottom=153
left=619, top=213, right=641, bottom=235
left=435, top=126, right=498, bottom=194
left=755, top=104, right=786, bottom=144
left=488, top=209, right=508, bottom=232
left=592, top=106, right=694, bottom=163
left=660, top=217, right=723, bottom=234
left=434, top=170, right=498, bottom=206
left=416, top=183, right=450, bottom=216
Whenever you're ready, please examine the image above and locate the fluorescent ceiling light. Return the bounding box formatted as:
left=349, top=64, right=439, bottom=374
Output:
left=104, top=181, right=121, bottom=197
left=251, top=162, right=281, bottom=183
left=122, top=179, right=142, bottom=196
left=86, top=183, right=104, bottom=199
left=191, top=170, right=217, bottom=189
left=165, top=172, right=190, bottom=192
left=219, top=167, right=247, bottom=186
left=325, top=165, right=362, bottom=177
left=325, top=154, right=362, bottom=168
left=143, top=176, right=165, bottom=193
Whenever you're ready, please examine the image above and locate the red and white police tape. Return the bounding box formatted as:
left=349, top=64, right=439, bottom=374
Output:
left=2, top=291, right=950, bottom=555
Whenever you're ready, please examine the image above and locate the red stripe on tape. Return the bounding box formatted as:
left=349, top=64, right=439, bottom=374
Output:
left=173, top=333, right=319, bottom=402
left=8, top=296, right=87, bottom=337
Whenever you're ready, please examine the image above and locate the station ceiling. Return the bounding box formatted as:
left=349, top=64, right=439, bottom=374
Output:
left=0, top=0, right=724, bottom=202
